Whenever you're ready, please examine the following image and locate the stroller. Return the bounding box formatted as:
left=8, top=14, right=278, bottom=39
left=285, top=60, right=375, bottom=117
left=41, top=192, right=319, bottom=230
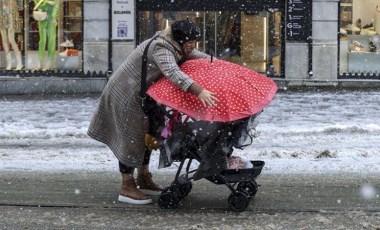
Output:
left=157, top=110, right=265, bottom=212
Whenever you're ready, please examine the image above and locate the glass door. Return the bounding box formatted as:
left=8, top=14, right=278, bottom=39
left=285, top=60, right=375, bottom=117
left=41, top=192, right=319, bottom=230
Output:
left=224, top=11, right=282, bottom=75
left=137, top=10, right=283, bottom=77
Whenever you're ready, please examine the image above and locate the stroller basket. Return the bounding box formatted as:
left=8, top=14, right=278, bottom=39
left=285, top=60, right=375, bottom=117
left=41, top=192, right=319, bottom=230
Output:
left=206, top=160, right=265, bottom=184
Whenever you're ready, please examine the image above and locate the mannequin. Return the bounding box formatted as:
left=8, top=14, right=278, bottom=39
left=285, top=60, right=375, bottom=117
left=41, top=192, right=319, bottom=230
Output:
left=33, top=0, right=59, bottom=71
left=0, top=0, right=23, bottom=70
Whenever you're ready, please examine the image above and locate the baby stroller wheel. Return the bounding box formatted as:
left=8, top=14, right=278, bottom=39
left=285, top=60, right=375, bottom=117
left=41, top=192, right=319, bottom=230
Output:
left=228, top=191, right=250, bottom=212
left=237, top=181, right=258, bottom=197
left=158, top=187, right=180, bottom=210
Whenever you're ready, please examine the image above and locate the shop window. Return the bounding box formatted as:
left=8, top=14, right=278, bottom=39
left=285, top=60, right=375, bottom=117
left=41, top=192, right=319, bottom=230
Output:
left=25, top=0, right=83, bottom=71
left=0, top=0, right=24, bottom=70
left=340, top=0, right=380, bottom=74
left=62, top=0, right=82, bottom=50
left=137, top=10, right=282, bottom=76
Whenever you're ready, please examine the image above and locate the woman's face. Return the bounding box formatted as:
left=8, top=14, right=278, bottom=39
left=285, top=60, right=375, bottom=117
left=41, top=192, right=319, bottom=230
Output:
left=182, top=40, right=197, bottom=56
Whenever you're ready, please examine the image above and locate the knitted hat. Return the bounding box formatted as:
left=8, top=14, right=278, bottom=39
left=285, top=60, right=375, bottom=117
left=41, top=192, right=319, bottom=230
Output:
left=171, top=19, right=201, bottom=45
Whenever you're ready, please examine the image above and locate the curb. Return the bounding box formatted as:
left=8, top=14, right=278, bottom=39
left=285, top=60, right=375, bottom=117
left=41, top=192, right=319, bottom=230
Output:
left=0, top=77, right=107, bottom=95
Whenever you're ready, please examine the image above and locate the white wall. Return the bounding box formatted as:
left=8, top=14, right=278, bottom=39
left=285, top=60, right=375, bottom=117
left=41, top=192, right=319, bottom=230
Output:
left=353, top=0, right=380, bottom=26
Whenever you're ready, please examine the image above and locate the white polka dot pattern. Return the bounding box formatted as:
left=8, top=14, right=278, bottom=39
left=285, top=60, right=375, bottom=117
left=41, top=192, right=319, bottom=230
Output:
left=147, top=59, right=278, bottom=122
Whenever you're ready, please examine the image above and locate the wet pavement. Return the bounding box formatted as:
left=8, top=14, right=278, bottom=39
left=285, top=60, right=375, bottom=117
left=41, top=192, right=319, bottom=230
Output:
left=1, top=170, right=379, bottom=229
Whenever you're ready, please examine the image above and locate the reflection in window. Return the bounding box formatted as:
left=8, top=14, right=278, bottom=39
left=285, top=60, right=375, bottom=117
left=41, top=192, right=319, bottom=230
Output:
left=138, top=11, right=282, bottom=76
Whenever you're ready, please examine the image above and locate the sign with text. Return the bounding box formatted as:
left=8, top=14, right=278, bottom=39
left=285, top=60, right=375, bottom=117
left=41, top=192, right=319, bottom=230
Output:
left=286, top=0, right=312, bottom=41
left=112, top=0, right=135, bottom=40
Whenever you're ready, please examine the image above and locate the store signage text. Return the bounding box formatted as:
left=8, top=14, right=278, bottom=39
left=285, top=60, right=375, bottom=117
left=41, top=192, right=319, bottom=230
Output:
left=286, top=0, right=312, bottom=41
left=114, top=11, right=131, bottom=14
left=112, top=0, right=135, bottom=40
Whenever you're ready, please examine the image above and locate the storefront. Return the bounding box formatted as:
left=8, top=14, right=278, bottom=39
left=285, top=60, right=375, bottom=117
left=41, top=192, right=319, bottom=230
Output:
left=339, top=0, right=380, bottom=79
left=136, top=0, right=286, bottom=77
left=0, top=0, right=83, bottom=72
left=5, top=0, right=379, bottom=83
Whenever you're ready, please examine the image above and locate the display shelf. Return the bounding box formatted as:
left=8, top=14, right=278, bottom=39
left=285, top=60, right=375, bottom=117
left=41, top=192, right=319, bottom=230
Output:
left=347, top=34, right=380, bottom=72
left=64, top=16, right=82, bottom=19
left=62, top=0, right=83, bottom=50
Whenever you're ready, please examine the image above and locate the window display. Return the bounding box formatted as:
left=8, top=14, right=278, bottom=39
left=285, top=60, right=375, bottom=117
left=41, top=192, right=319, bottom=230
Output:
left=340, top=0, right=380, bottom=74
left=0, top=0, right=83, bottom=71
left=0, top=0, right=23, bottom=70
left=58, top=0, right=82, bottom=70
left=28, top=0, right=83, bottom=71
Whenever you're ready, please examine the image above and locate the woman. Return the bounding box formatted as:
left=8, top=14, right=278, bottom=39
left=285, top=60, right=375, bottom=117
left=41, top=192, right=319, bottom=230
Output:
left=88, top=19, right=218, bottom=205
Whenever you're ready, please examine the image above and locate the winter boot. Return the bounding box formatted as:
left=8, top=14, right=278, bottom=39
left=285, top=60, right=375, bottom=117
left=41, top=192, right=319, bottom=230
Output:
left=118, top=173, right=152, bottom=205
left=136, top=169, right=163, bottom=196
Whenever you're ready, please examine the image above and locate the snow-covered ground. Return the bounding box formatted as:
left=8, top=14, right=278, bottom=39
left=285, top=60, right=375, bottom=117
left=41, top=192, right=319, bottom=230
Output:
left=0, top=90, right=380, bottom=175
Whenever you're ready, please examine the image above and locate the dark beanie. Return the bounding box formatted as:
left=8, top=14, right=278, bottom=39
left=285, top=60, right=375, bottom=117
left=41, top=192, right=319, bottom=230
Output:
left=171, top=19, right=201, bottom=45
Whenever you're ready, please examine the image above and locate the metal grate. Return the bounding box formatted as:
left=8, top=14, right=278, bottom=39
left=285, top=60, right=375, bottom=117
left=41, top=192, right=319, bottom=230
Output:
left=339, top=72, right=380, bottom=80
left=0, top=70, right=108, bottom=78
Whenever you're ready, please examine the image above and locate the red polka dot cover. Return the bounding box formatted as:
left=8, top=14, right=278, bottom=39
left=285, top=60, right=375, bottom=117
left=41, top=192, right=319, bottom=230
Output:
left=147, top=59, right=278, bottom=122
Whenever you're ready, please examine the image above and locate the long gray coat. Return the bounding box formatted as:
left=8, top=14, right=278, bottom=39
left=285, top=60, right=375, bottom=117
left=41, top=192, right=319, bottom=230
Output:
left=88, top=28, right=209, bottom=167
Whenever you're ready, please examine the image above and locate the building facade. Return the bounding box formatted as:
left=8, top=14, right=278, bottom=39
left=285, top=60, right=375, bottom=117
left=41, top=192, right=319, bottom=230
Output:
left=1, top=0, right=380, bottom=84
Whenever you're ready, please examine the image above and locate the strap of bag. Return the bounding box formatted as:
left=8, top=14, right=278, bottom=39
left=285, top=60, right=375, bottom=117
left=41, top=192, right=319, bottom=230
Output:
left=140, top=35, right=159, bottom=106
left=34, top=0, right=45, bottom=10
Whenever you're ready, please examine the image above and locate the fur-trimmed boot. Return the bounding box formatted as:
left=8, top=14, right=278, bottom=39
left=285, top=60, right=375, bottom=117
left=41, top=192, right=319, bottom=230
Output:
left=118, top=173, right=152, bottom=205
left=136, top=166, right=163, bottom=196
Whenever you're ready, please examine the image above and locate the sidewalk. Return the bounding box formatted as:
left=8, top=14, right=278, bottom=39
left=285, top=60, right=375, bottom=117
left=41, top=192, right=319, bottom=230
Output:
left=0, top=77, right=106, bottom=95
left=1, top=170, right=379, bottom=229
left=2, top=76, right=380, bottom=95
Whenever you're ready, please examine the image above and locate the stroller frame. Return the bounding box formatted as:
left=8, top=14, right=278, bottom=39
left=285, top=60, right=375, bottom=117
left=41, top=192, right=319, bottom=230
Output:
left=158, top=112, right=265, bottom=212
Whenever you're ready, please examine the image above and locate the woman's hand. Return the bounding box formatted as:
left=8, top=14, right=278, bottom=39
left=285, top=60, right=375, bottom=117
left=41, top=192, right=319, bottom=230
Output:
left=197, top=89, right=219, bottom=108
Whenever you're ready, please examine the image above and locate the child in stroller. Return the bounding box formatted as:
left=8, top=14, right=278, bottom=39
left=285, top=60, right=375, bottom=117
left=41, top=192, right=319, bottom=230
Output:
left=157, top=110, right=265, bottom=212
